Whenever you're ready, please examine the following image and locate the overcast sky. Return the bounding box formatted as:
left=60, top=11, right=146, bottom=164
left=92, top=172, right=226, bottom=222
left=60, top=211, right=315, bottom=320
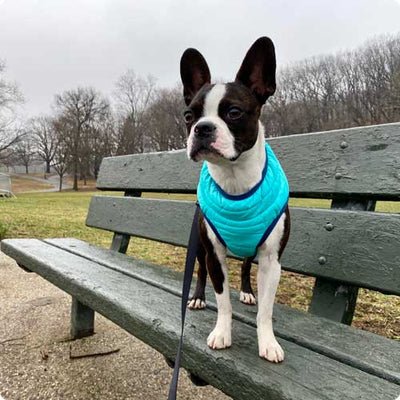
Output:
left=1, top=0, right=400, bottom=117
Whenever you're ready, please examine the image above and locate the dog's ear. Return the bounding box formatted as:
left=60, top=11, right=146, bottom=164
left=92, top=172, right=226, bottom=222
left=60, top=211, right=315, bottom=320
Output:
left=235, top=37, right=276, bottom=104
left=180, top=48, right=211, bottom=106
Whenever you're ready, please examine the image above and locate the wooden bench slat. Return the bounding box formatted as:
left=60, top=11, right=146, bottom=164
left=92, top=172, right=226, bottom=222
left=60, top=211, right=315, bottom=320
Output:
left=86, top=196, right=400, bottom=295
left=96, top=123, right=400, bottom=200
left=44, top=238, right=400, bottom=385
left=1, top=238, right=398, bottom=400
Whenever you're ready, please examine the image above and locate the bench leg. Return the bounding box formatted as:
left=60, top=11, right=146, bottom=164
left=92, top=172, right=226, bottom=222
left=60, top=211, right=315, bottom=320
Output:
left=70, top=297, right=95, bottom=339
left=309, top=279, right=359, bottom=324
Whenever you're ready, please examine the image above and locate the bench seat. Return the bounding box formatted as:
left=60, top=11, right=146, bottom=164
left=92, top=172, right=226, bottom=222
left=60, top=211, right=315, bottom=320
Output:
left=2, top=237, right=399, bottom=400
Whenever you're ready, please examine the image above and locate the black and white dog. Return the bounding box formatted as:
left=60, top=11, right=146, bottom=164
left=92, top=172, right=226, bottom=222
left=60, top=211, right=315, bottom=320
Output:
left=180, top=37, right=290, bottom=362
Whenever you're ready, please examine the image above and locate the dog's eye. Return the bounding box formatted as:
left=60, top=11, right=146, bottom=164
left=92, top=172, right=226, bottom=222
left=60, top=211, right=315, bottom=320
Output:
left=183, top=110, right=194, bottom=124
left=227, top=107, right=243, bottom=120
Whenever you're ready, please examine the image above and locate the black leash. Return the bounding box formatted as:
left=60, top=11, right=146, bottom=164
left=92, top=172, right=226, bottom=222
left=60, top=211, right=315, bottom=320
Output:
left=168, top=204, right=200, bottom=400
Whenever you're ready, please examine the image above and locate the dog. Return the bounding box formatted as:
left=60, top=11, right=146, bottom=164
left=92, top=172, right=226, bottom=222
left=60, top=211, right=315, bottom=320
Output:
left=180, top=37, right=290, bottom=363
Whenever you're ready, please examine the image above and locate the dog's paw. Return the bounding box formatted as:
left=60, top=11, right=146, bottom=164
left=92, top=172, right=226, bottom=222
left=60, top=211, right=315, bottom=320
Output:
left=207, top=327, right=231, bottom=349
left=258, top=338, right=284, bottom=363
left=239, top=291, right=257, bottom=305
left=187, top=298, right=206, bottom=310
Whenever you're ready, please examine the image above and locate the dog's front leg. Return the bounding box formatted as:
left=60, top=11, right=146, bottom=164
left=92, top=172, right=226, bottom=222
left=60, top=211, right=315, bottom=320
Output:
left=257, top=256, right=284, bottom=362
left=256, top=215, right=286, bottom=363
left=207, top=246, right=232, bottom=349
left=199, top=216, right=232, bottom=349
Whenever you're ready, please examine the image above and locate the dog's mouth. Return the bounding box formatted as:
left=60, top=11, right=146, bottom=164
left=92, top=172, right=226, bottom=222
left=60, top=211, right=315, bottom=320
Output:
left=190, top=145, right=222, bottom=162
left=188, top=139, right=220, bottom=160
left=190, top=147, right=239, bottom=162
left=189, top=143, right=238, bottom=162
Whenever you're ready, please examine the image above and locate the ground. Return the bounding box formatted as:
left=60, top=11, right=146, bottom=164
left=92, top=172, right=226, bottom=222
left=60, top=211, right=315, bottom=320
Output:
left=0, top=253, right=228, bottom=400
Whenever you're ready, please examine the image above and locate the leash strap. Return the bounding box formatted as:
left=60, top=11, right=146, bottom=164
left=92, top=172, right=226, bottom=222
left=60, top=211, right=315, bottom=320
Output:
left=168, top=204, right=200, bottom=400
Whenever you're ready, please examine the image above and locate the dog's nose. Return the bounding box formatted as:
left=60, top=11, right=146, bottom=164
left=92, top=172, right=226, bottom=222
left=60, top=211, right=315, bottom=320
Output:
left=194, top=121, right=216, bottom=138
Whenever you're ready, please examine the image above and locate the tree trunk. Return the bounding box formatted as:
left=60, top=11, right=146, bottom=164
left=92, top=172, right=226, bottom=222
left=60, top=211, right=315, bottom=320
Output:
left=73, top=160, right=78, bottom=191
left=73, top=133, right=79, bottom=190
left=59, top=175, right=63, bottom=192
left=94, top=164, right=99, bottom=180
left=25, top=165, right=29, bottom=174
left=46, top=161, right=51, bottom=174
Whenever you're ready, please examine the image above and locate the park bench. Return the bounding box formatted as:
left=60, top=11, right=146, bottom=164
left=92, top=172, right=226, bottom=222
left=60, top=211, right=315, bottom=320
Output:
left=1, top=122, right=400, bottom=399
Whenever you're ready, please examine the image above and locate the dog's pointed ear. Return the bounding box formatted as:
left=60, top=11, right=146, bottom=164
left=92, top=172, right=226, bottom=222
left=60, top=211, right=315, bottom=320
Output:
left=180, top=48, right=211, bottom=106
left=235, top=37, right=276, bottom=104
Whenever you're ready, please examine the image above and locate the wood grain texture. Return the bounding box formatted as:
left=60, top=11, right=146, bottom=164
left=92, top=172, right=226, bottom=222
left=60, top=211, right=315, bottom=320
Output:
left=96, top=123, right=400, bottom=199
left=43, top=238, right=400, bottom=385
left=308, top=198, right=375, bottom=324
left=109, top=190, right=141, bottom=253
left=86, top=196, right=400, bottom=294
left=1, top=238, right=399, bottom=399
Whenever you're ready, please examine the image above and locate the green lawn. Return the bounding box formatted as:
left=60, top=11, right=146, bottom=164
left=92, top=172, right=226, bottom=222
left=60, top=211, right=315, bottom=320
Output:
left=0, top=191, right=399, bottom=339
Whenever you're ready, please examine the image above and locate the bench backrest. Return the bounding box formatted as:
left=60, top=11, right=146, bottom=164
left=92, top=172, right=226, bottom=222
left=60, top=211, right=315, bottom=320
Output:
left=87, top=123, right=400, bottom=324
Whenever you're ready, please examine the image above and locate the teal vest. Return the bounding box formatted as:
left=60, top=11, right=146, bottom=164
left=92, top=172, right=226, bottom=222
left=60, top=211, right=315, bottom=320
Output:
left=197, top=143, right=289, bottom=258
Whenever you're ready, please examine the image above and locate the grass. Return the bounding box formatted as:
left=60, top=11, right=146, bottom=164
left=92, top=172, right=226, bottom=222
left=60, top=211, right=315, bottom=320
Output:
left=0, top=220, right=7, bottom=240
left=0, top=191, right=399, bottom=339
left=65, top=177, right=98, bottom=191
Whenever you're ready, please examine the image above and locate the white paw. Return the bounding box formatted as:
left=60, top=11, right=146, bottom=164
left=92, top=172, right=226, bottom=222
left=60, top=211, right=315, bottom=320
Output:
left=207, top=326, right=232, bottom=349
left=258, top=338, right=284, bottom=363
left=239, top=291, right=257, bottom=305
left=187, top=298, right=206, bottom=309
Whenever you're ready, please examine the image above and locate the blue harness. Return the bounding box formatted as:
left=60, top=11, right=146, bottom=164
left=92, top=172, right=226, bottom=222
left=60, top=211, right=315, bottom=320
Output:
left=197, top=143, right=289, bottom=258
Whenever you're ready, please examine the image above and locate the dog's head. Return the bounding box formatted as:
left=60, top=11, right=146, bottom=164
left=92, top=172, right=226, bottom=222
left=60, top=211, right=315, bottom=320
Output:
left=180, top=37, right=276, bottom=162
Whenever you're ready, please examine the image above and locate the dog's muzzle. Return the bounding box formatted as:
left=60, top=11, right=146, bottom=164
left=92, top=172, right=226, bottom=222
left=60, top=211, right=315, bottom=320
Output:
left=189, top=121, right=217, bottom=160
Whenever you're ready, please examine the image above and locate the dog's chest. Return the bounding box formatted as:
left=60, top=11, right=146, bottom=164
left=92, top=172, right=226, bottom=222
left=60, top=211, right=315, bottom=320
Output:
left=197, top=143, right=290, bottom=258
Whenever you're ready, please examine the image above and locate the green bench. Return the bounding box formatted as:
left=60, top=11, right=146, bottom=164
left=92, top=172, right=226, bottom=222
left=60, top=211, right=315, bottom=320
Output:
left=2, top=123, right=400, bottom=399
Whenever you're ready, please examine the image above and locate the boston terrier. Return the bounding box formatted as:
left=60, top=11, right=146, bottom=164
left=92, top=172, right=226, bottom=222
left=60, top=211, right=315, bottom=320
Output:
left=180, top=37, right=290, bottom=362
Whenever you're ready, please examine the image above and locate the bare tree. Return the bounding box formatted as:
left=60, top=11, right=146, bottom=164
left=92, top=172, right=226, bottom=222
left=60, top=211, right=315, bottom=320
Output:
left=54, top=87, right=110, bottom=190
left=114, top=70, right=156, bottom=154
left=52, top=138, right=69, bottom=192
left=30, top=116, right=57, bottom=174
left=143, top=86, right=187, bottom=151
left=88, top=111, right=117, bottom=179
left=262, top=33, right=400, bottom=137
left=13, top=134, right=36, bottom=174
left=78, top=109, right=116, bottom=183
left=0, top=60, right=25, bottom=160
